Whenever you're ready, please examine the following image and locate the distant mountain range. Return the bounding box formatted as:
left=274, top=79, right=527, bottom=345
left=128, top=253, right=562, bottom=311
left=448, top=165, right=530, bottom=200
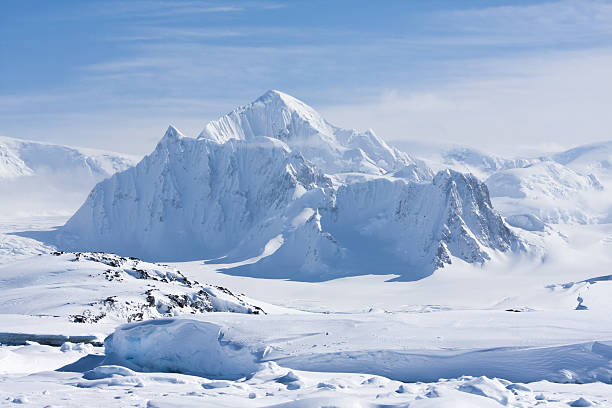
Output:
left=0, top=136, right=137, bottom=217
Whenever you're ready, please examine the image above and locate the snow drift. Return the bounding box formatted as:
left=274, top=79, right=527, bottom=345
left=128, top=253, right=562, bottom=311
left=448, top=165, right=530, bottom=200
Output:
left=104, top=316, right=612, bottom=384
left=104, top=319, right=263, bottom=380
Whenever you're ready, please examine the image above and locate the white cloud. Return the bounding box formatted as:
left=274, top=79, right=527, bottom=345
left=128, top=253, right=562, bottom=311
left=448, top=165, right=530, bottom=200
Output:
left=321, top=49, right=612, bottom=156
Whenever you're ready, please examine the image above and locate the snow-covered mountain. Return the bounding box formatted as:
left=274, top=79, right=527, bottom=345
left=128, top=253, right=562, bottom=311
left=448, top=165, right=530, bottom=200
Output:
left=438, top=146, right=611, bottom=226
left=553, top=140, right=612, bottom=176
left=57, top=91, right=522, bottom=280
left=443, top=147, right=538, bottom=179
left=0, top=136, right=138, bottom=217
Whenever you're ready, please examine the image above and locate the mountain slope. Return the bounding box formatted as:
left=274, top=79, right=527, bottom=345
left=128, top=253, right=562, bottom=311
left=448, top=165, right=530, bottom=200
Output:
left=553, top=140, right=612, bottom=175
left=0, top=136, right=136, bottom=182
left=58, top=91, right=522, bottom=281
left=0, top=136, right=138, bottom=217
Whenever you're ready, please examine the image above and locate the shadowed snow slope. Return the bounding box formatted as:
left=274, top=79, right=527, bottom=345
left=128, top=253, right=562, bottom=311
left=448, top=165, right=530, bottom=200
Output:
left=57, top=91, right=522, bottom=281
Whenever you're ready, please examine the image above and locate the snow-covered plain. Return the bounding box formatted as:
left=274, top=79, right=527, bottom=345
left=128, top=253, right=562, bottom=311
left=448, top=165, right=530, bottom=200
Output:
left=2, top=92, right=612, bottom=407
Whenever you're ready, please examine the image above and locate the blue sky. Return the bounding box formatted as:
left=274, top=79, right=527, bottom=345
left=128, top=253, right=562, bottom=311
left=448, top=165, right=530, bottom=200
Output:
left=2, top=0, right=612, bottom=155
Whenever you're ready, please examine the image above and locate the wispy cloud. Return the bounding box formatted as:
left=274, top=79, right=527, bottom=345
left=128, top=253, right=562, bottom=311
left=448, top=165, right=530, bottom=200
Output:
left=4, top=0, right=612, bottom=156
left=434, top=0, right=612, bottom=46
left=56, top=1, right=281, bottom=19
left=322, top=48, right=612, bottom=156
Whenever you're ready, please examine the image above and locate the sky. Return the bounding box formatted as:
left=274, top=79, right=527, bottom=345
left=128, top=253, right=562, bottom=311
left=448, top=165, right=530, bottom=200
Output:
left=1, top=0, right=612, bottom=156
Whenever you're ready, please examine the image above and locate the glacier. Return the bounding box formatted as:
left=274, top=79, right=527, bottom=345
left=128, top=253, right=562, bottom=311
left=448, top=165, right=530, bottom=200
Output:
left=56, top=90, right=522, bottom=280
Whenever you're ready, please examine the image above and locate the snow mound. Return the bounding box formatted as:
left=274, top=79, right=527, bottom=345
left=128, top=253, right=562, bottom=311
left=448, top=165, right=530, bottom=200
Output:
left=104, top=319, right=263, bottom=380
left=102, top=315, right=612, bottom=385
left=57, top=92, right=522, bottom=280
left=457, top=376, right=514, bottom=405
left=569, top=397, right=594, bottom=407
left=83, top=365, right=136, bottom=380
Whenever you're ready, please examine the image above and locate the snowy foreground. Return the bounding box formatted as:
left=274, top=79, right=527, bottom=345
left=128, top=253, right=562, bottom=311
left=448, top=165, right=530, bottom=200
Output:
left=2, top=92, right=612, bottom=406
left=2, top=218, right=612, bottom=406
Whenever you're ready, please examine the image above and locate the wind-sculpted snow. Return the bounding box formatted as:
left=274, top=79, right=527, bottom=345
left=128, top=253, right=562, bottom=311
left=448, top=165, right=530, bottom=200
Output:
left=58, top=91, right=522, bottom=280
left=103, top=315, right=612, bottom=385
left=104, top=319, right=263, bottom=380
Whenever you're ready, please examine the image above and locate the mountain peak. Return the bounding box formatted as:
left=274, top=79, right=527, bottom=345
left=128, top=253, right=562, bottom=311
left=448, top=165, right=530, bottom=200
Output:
left=254, top=90, right=316, bottom=115
left=196, top=91, right=428, bottom=175
left=163, top=124, right=184, bottom=139
left=198, top=90, right=331, bottom=145
left=159, top=125, right=187, bottom=147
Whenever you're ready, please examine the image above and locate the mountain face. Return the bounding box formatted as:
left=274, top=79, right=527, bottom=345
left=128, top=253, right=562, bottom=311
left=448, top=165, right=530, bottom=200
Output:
left=0, top=136, right=138, bottom=217
left=58, top=91, right=522, bottom=281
